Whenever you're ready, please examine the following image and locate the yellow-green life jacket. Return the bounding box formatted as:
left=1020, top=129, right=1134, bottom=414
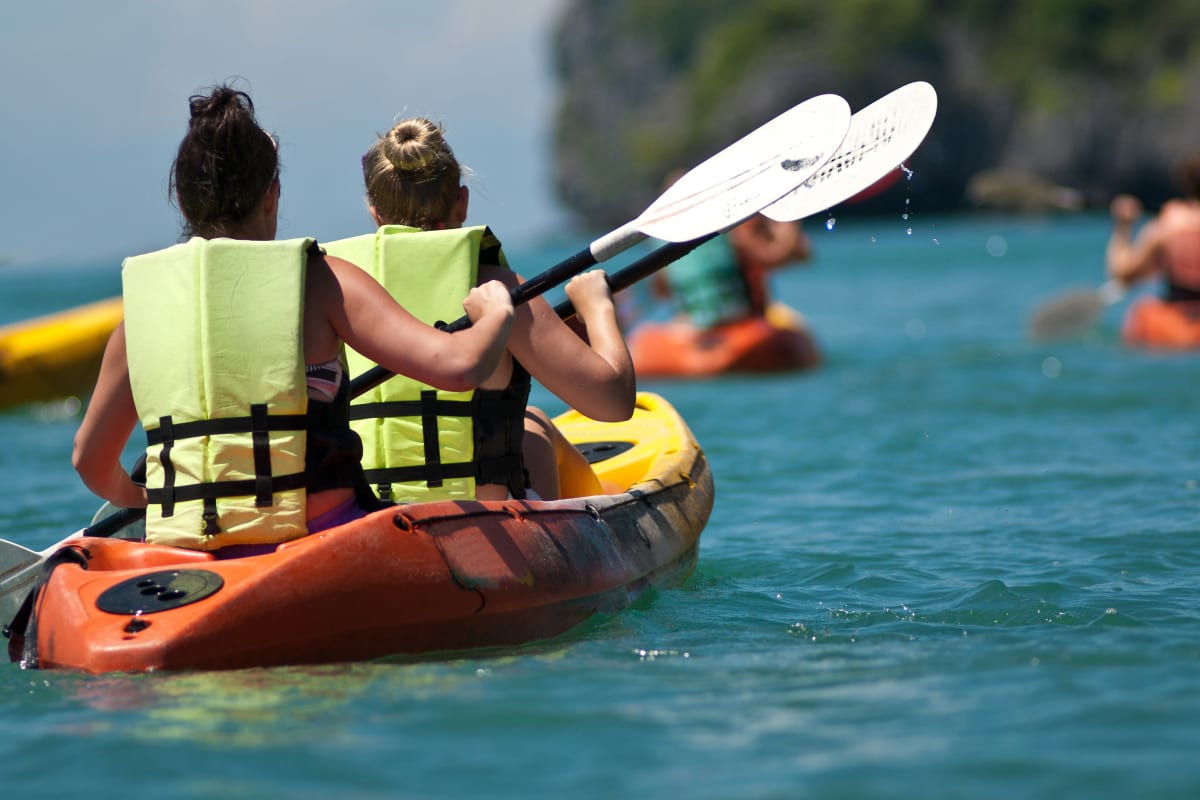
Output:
left=123, top=237, right=312, bottom=550
left=324, top=225, right=521, bottom=502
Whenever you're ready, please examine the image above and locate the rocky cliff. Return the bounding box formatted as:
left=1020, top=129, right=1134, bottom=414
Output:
left=549, top=1, right=1200, bottom=227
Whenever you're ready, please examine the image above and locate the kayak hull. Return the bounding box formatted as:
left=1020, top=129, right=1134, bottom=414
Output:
left=17, top=392, right=712, bottom=673
left=629, top=304, right=820, bottom=377
left=0, top=297, right=123, bottom=410
left=1122, top=297, right=1200, bottom=349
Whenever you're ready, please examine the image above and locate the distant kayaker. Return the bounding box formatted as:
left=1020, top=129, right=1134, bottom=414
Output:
left=1106, top=151, right=1200, bottom=301
left=650, top=170, right=812, bottom=329
left=327, top=116, right=634, bottom=503
left=72, top=85, right=514, bottom=553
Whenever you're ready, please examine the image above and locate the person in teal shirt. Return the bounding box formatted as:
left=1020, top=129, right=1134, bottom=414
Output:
left=653, top=210, right=812, bottom=328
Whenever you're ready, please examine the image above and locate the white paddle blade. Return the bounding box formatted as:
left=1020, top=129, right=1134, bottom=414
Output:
left=0, top=528, right=88, bottom=625
left=762, top=81, right=938, bottom=222
left=0, top=541, right=42, bottom=625
left=636, top=94, right=852, bottom=242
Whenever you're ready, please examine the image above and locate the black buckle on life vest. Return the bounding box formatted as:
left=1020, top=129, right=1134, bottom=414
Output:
left=202, top=498, right=221, bottom=536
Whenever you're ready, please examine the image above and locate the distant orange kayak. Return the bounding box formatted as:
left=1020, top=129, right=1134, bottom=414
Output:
left=628, top=303, right=820, bottom=378
left=1122, top=297, right=1200, bottom=349
left=0, top=297, right=122, bottom=410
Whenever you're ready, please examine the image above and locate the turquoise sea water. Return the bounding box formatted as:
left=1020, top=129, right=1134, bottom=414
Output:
left=1, top=213, right=1198, bottom=799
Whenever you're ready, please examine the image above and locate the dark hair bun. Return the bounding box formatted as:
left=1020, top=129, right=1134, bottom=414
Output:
left=169, top=83, right=279, bottom=238
left=188, top=86, right=255, bottom=122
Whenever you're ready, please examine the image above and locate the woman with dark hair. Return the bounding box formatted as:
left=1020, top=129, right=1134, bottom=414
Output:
left=72, top=86, right=514, bottom=553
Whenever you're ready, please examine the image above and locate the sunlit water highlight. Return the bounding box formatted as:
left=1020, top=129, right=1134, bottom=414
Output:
left=1, top=214, right=1197, bottom=799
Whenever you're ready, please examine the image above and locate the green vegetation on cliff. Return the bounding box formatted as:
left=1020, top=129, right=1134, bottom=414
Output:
left=552, top=1, right=1200, bottom=228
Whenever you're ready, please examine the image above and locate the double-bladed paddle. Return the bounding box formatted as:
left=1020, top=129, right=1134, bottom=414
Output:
left=760, top=81, right=937, bottom=222
left=553, top=81, right=940, bottom=319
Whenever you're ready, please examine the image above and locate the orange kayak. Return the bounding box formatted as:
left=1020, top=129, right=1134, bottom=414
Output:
left=1122, top=297, right=1200, bottom=349
left=0, top=296, right=123, bottom=410
left=13, top=392, right=712, bottom=673
left=629, top=303, right=820, bottom=378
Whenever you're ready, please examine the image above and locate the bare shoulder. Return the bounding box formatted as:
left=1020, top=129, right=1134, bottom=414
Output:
left=310, top=251, right=360, bottom=278
left=1158, top=200, right=1200, bottom=227
left=309, top=251, right=374, bottom=295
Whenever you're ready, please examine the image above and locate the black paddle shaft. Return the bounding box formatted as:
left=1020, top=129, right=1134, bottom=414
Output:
left=553, top=234, right=716, bottom=321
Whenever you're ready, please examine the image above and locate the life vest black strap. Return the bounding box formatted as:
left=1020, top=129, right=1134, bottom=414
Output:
left=363, top=461, right=476, bottom=486
left=349, top=395, right=477, bottom=492
left=347, top=398, right=474, bottom=421
left=147, top=406, right=308, bottom=523
left=349, top=360, right=530, bottom=498
left=144, top=413, right=308, bottom=445
left=146, top=470, right=308, bottom=506
left=251, top=404, right=273, bottom=507
left=420, top=390, right=443, bottom=487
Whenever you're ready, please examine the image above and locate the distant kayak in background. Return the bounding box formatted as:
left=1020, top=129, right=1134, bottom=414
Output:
left=0, top=296, right=122, bottom=411
left=628, top=302, right=820, bottom=378
left=1122, top=296, right=1200, bottom=349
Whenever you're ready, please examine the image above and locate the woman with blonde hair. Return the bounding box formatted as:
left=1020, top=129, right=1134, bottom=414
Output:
left=325, top=116, right=634, bottom=502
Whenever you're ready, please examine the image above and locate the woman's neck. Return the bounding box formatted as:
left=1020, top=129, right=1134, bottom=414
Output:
left=196, top=220, right=274, bottom=241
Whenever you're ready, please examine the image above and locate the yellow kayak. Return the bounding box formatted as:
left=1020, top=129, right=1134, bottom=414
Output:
left=0, top=296, right=122, bottom=410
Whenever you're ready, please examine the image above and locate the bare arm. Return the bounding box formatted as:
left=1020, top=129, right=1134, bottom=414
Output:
left=489, top=265, right=635, bottom=422
left=311, top=254, right=513, bottom=392
left=72, top=324, right=147, bottom=508
left=1106, top=194, right=1162, bottom=284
